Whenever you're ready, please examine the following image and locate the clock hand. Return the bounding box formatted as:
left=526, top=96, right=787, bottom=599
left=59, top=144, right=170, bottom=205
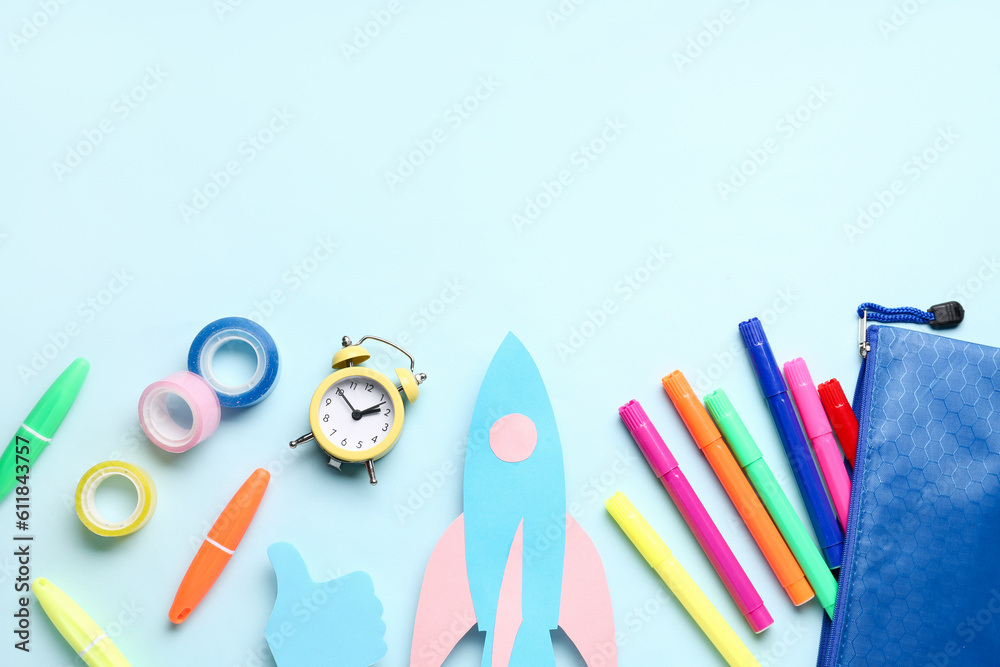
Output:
left=336, top=388, right=358, bottom=412
left=337, top=388, right=364, bottom=420
left=357, top=402, right=386, bottom=417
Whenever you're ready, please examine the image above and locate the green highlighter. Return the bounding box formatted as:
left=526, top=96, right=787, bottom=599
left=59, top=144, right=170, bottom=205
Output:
left=705, top=388, right=838, bottom=619
left=1, top=358, right=90, bottom=503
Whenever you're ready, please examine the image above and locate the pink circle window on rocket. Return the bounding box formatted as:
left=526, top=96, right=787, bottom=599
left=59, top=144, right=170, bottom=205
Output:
left=489, top=413, right=537, bottom=463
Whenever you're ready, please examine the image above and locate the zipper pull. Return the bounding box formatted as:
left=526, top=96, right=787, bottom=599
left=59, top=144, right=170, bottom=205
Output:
left=926, top=301, right=966, bottom=328
left=856, top=301, right=964, bottom=357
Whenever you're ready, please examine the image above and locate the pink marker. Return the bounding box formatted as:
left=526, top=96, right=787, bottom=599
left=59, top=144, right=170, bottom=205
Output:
left=619, top=399, right=773, bottom=633
left=784, top=358, right=852, bottom=531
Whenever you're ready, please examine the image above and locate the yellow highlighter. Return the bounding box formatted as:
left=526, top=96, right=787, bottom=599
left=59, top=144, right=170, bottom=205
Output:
left=33, top=578, right=132, bottom=667
left=605, top=492, right=760, bottom=667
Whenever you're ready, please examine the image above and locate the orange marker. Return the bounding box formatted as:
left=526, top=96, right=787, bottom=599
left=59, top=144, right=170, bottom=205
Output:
left=169, top=468, right=270, bottom=623
left=663, top=371, right=813, bottom=606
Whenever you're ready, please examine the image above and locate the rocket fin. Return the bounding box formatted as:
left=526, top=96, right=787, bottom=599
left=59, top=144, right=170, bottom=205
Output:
left=558, top=515, right=617, bottom=667
left=491, top=520, right=524, bottom=667
left=410, top=514, right=478, bottom=667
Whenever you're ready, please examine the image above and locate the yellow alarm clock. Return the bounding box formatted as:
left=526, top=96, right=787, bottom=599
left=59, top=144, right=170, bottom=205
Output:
left=289, top=335, right=425, bottom=485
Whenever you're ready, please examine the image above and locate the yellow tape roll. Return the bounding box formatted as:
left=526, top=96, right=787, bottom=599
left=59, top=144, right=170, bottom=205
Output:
left=75, top=461, right=157, bottom=537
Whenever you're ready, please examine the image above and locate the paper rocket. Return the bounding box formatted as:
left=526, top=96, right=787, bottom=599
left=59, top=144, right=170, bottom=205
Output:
left=411, top=333, right=616, bottom=667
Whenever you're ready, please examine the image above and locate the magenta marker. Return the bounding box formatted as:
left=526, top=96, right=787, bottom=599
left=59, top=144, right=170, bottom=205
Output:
left=784, top=358, right=852, bottom=531
left=619, top=399, right=773, bottom=633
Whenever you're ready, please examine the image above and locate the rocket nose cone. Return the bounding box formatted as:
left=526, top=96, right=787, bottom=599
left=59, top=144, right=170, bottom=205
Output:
left=482, top=333, right=538, bottom=389
left=466, top=332, right=562, bottom=470
left=496, top=332, right=528, bottom=362
left=475, top=333, right=551, bottom=420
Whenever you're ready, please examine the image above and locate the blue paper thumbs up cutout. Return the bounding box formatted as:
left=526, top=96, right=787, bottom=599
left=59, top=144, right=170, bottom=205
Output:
left=266, top=542, right=388, bottom=667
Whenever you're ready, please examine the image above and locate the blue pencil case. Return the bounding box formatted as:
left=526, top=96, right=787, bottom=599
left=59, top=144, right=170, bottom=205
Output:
left=817, top=324, right=1000, bottom=666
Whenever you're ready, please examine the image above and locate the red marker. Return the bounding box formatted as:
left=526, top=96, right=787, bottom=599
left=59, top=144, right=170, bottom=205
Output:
left=818, top=379, right=859, bottom=467
left=169, top=468, right=270, bottom=623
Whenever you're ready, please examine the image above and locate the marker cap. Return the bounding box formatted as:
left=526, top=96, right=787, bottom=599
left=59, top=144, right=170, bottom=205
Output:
left=619, top=400, right=678, bottom=478
left=703, top=389, right=763, bottom=468
left=739, top=318, right=786, bottom=398
left=25, top=358, right=90, bottom=439
left=208, top=468, right=271, bottom=550
left=605, top=492, right=670, bottom=567
left=662, top=371, right=721, bottom=449
left=784, top=358, right=833, bottom=438
left=818, top=379, right=851, bottom=416
left=819, top=378, right=859, bottom=465
left=32, top=577, right=101, bottom=650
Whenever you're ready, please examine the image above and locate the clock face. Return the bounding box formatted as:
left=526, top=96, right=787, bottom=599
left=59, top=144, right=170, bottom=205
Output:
left=316, top=375, right=396, bottom=455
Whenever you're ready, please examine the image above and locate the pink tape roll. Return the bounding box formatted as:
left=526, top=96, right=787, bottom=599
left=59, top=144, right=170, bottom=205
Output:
left=138, top=371, right=221, bottom=453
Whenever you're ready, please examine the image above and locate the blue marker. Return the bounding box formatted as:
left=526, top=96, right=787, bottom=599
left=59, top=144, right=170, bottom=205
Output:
left=739, top=318, right=843, bottom=569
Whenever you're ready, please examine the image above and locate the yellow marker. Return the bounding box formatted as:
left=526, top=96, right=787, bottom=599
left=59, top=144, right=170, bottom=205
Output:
left=605, top=492, right=760, bottom=667
left=33, top=578, right=132, bottom=667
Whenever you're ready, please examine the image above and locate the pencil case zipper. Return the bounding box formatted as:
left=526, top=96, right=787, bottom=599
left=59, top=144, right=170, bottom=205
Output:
left=816, top=324, right=878, bottom=667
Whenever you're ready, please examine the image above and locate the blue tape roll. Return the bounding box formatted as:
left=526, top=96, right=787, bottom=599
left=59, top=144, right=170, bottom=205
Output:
left=188, top=317, right=280, bottom=408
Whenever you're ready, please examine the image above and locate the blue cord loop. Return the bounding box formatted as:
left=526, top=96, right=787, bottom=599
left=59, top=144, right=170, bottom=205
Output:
left=857, top=301, right=962, bottom=357
left=857, top=302, right=935, bottom=325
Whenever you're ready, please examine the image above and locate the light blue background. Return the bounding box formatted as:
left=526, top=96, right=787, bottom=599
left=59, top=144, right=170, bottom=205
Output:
left=3, top=1, right=1000, bottom=665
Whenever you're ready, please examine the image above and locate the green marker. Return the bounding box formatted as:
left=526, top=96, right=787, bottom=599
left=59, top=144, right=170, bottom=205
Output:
left=704, top=388, right=838, bottom=619
left=1, top=358, right=90, bottom=503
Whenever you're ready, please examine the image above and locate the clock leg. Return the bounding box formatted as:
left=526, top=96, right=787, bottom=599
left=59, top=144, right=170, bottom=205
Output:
left=365, top=460, right=377, bottom=486
left=288, top=432, right=315, bottom=448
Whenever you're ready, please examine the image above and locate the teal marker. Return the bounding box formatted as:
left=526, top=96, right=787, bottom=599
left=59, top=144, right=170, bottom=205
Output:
left=704, top=388, right=838, bottom=619
left=1, top=358, right=89, bottom=503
